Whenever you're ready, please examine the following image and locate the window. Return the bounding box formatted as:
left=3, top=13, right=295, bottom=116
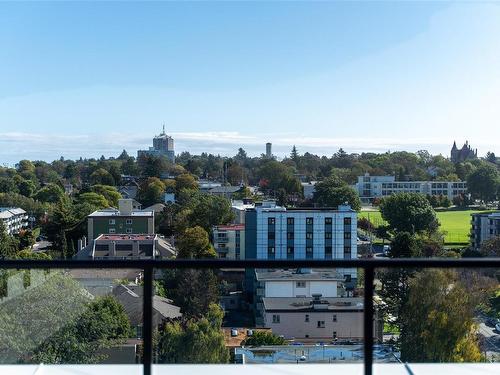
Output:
left=325, top=217, right=332, bottom=225
left=287, top=246, right=294, bottom=258
left=109, top=228, right=116, bottom=234
left=344, top=232, right=351, bottom=239
left=296, top=281, right=306, bottom=288
left=306, top=247, right=313, bottom=258
left=325, top=232, right=332, bottom=239
left=126, top=219, right=132, bottom=225
left=272, top=314, right=280, bottom=324
left=325, top=246, right=332, bottom=259
left=126, top=228, right=132, bottom=234
left=333, top=314, right=337, bottom=322
left=219, top=243, right=226, bottom=248
left=317, top=321, right=325, bottom=328
left=344, top=217, right=351, bottom=225
left=306, top=232, right=313, bottom=239
left=268, top=217, right=275, bottom=225
left=268, top=247, right=275, bottom=258
left=268, top=232, right=275, bottom=240
left=333, top=331, right=337, bottom=339
left=287, top=217, right=294, bottom=225
left=287, top=232, right=294, bottom=239
left=306, top=217, right=313, bottom=225
left=305, top=314, right=309, bottom=322
left=109, top=219, right=115, bottom=225
left=344, top=246, right=351, bottom=259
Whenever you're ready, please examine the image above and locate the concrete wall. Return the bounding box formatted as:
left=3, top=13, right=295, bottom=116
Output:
left=264, top=310, right=364, bottom=340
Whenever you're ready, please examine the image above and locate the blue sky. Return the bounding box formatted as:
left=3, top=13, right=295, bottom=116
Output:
left=1, top=1, right=499, bottom=164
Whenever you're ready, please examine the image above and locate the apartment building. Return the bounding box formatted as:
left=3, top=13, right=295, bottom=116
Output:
left=231, top=199, right=255, bottom=224
left=87, top=199, right=154, bottom=241
left=244, top=201, right=357, bottom=279
left=0, top=208, right=28, bottom=235
left=212, top=224, right=245, bottom=259
left=354, top=173, right=467, bottom=202
left=262, top=295, right=375, bottom=341
left=252, top=268, right=348, bottom=326
left=471, top=212, right=500, bottom=250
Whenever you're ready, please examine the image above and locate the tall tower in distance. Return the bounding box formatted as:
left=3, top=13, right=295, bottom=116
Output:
left=266, top=142, right=272, bottom=158
left=137, top=124, right=175, bottom=163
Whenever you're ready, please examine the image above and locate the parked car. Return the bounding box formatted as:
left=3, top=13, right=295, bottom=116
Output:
left=495, top=323, right=500, bottom=333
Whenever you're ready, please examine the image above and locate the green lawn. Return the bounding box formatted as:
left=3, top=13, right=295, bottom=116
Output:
left=359, top=209, right=490, bottom=244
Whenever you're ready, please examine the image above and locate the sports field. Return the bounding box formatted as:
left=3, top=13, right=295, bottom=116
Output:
left=359, top=209, right=490, bottom=244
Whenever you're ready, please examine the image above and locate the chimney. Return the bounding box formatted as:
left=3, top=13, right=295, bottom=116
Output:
left=118, top=199, right=133, bottom=216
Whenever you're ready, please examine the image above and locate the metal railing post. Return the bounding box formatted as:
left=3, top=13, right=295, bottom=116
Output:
left=363, top=266, right=375, bottom=375
left=143, top=265, right=154, bottom=375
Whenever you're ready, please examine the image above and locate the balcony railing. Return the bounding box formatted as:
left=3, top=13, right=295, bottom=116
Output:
left=0, top=257, right=499, bottom=375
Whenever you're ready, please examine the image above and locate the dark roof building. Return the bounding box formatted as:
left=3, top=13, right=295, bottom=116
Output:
left=451, top=140, right=477, bottom=163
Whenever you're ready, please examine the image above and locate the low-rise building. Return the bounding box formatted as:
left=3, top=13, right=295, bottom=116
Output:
left=0, top=208, right=28, bottom=235
left=87, top=199, right=154, bottom=241
left=213, top=224, right=245, bottom=259
left=75, top=234, right=175, bottom=260
left=301, top=181, right=318, bottom=200
left=354, top=173, right=467, bottom=203
left=253, top=268, right=348, bottom=326
left=231, top=199, right=255, bottom=224
left=471, top=212, right=500, bottom=250
left=262, top=295, right=369, bottom=341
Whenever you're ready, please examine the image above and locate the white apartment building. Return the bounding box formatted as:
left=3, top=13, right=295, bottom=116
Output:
left=254, top=268, right=346, bottom=299
left=231, top=199, right=255, bottom=224
left=212, top=224, right=245, bottom=259
left=0, top=207, right=28, bottom=235
left=354, top=173, right=467, bottom=202
left=471, top=212, right=500, bottom=250
left=244, top=201, right=357, bottom=280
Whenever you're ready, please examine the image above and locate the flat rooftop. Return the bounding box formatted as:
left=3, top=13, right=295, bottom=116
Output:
left=88, top=209, right=153, bottom=217
left=2, top=363, right=498, bottom=375
left=263, top=297, right=364, bottom=312
left=95, top=234, right=157, bottom=242
left=256, top=268, right=344, bottom=282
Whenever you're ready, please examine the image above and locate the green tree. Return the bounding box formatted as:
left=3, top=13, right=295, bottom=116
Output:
left=33, top=295, right=131, bottom=364
left=243, top=331, right=286, bottom=346
left=175, top=173, right=198, bottom=192
left=91, top=185, right=122, bottom=207
left=479, top=236, right=500, bottom=257
left=389, top=231, right=419, bottom=258
left=380, top=193, right=438, bottom=233
left=467, top=163, right=500, bottom=203
left=0, top=221, right=19, bottom=258
left=312, top=176, right=361, bottom=210
left=176, top=226, right=216, bottom=259
left=175, top=191, right=234, bottom=233
left=77, top=192, right=109, bottom=209
left=17, top=179, right=37, bottom=197
left=34, top=183, right=65, bottom=204
left=156, top=304, right=229, bottom=364
left=400, top=269, right=482, bottom=362
left=164, top=269, right=220, bottom=318
left=136, top=177, right=166, bottom=206
left=90, top=168, right=115, bottom=186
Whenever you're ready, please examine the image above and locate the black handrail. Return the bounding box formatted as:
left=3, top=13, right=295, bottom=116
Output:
left=1, top=257, right=499, bottom=375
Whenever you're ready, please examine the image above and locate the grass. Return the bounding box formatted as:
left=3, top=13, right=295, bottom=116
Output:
left=359, top=209, right=491, bottom=244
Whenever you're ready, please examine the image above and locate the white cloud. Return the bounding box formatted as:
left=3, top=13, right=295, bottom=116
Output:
left=0, top=130, right=494, bottom=166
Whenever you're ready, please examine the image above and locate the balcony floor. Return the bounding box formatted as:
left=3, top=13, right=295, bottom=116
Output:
left=1, top=363, right=499, bottom=375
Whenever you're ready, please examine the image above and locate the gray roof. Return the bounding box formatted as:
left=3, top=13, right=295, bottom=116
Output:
left=0, top=207, right=27, bottom=219
left=143, top=203, right=166, bottom=213
left=209, top=186, right=242, bottom=194
left=256, top=268, right=344, bottom=282
left=263, top=297, right=364, bottom=312
left=88, top=208, right=153, bottom=217
left=113, top=284, right=182, bottom=327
